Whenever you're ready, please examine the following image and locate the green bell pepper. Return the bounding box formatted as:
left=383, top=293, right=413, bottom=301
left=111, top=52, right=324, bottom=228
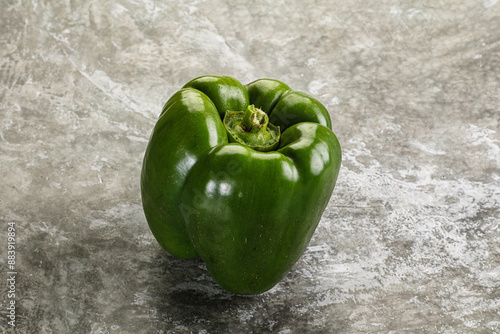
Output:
left=141, top=75, right=341, bottom=294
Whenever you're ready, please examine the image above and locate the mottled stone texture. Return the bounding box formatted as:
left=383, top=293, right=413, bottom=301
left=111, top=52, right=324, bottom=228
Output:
left=1, top=0, right=499, bottom=333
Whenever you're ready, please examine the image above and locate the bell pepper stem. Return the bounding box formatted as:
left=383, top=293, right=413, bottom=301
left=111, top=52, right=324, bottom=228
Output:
left=242, top=105, right=268, bottom=134
left=223, top=105, right=280, bottom=152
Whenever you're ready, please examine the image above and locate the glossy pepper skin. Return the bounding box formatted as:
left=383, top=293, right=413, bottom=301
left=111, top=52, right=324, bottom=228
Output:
left=141, top=75, right=341, bottom=294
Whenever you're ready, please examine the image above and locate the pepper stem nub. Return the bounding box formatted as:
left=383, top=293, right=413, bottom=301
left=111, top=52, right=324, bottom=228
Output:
left=224, top=105, right=280, bottom=152
left=242, top=105, right=268, bottom=134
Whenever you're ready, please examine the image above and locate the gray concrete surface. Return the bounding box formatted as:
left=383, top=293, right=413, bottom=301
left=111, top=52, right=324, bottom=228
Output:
left=1, top=0, right=499, bottom=333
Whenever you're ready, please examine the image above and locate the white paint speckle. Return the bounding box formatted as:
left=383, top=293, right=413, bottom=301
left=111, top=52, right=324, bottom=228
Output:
left=133, top=290, right=152, bottom=306
left=308, top=80, right=327, bottom=96
left=306, top=58, right=317, bottom=68
left=411, top=141, right=447, bottom=155
left=465, top=124, right=500, bottom=165
left=126, top=135, right=148, bottom=143
left=483, top=0, right=499, bottom=8
left=390, top=6, right=403, bottom=16
left=329, top=96, right=340, bottom=106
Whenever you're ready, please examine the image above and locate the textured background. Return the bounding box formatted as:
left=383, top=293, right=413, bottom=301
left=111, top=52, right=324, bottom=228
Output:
left=1, top=0, right=499, bottom=333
